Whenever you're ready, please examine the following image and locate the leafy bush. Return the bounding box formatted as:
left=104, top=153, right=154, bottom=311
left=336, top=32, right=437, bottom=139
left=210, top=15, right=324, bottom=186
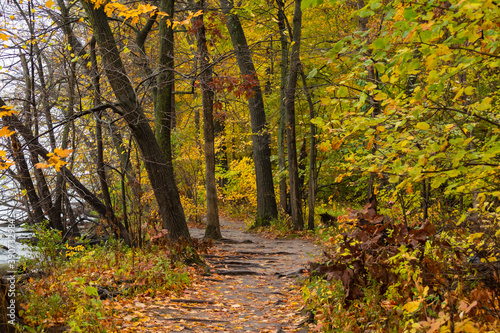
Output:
left=304, top=203, right=500, bottom=332
left=218, top=157, right=257, bottom=216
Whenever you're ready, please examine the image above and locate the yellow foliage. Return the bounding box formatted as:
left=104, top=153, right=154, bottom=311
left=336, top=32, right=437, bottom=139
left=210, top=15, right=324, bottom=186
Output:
left=0, top=105, right=16, bottom=116
left=35, top=148, right=73, bottom=172
left=180, top=194, right=204, bottom=223
left=220, top=157, right=257, bottom=214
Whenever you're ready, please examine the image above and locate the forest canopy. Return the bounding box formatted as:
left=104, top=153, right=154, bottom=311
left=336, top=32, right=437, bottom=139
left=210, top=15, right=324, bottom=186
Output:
left=0, top=0, right=496, bottom=240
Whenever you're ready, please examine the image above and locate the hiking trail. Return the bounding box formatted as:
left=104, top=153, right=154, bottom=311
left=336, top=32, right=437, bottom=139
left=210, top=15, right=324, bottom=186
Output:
left=115, top=217, right=320, bottom=332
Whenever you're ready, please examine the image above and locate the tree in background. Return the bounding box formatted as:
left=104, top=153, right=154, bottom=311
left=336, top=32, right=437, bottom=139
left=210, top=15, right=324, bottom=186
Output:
left=220, top=0, right=278, bottom=226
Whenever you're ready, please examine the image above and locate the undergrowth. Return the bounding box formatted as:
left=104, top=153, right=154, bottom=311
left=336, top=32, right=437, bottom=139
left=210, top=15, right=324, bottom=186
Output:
left=18, top=226, right=198, bottom=332
left=303, top=203, right=500, bottom=332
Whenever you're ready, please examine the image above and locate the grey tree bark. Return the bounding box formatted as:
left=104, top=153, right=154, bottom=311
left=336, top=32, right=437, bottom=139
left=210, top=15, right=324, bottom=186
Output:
left=299, top=69, right=317, bottom=230
left=220, top=0, right=278, bottom=225
left=275, top=0, right=289, bottom=215
left=285, top=0, right=304, bottom=230
left=195, top=0, right=222, bottom=239
left=156, top=0, right=176, bottom=172
left=79, top=0, right=191, bottom=241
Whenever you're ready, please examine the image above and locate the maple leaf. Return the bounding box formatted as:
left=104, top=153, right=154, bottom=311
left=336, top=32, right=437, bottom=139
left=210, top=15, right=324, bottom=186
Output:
left=54, top=147, right=73, bottom=158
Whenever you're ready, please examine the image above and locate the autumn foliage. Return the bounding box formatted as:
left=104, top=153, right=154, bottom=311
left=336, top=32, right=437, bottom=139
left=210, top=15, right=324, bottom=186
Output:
left=305, top=202, right=500, bottom=332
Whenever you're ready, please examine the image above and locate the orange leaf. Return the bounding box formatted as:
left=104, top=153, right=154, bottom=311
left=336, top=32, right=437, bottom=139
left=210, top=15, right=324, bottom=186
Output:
left=0, top=126, right=15, bottom=138
left=0, top=105, right=16, bottom=116
left=54, top=147, right=73, bottom=158
left=35, top=163, right=49, bottom=169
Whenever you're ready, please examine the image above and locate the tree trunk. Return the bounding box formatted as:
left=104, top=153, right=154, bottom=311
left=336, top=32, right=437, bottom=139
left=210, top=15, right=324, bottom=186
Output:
left=9, top=134, right=45, bottom=225
left=357, top=0, right=380, bottom=203
left=19, top=39, right=64, bottom=231
left=299, top=68, right=317, bottom=230
left=1, top=100, right=132, bottom=245
left=195, top=0, right=222, bottom=240
left=276, top=0, right=289, bottom=215
left=285, top=0, right=304, bottom=230
left=220, top=0, right=278, bottom=226
left=156, top=0, right=176, bottom=172
left=91, top=37, right=116, bottom=236
left=79, top=0, right=190, bottom=241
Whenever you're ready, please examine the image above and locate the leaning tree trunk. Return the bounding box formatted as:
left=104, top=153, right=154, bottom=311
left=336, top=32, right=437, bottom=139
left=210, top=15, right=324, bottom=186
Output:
left=220, top=0, right=278, bottom=226
left=19, top=43, right=64, bottom=232
left=9, top=134, right=45, bottom=225
left=285, top=0, right=304, bottom=230
left=79, top=0, right=190, bottom=241
left=0, top=100, right=132, bottom=245
left=194, top=0, right=222, bottom=239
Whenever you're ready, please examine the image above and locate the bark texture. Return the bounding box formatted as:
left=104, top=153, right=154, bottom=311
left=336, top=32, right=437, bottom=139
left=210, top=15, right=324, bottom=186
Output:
left=195, top=0, right=221, bottom=239
left=220, top=0, right=278, bottom=225
left=156, top=0, right=176, bottom=169
left=285, top=0, right=303, bottom=230
left=276, top=0, right=289, bottom=215
left=79, top=0, right=190, bottom=241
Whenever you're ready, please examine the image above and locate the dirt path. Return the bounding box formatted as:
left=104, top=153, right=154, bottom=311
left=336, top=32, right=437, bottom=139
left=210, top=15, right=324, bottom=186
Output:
left=116, top=218, right=320, bottom=332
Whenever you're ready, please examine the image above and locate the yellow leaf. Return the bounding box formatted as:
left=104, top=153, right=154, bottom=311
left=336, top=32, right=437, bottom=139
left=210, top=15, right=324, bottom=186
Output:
left=464, top=86, right=475, bottom=95
left=403, top=300, right=421, bottom=313
left=425, top=54, right=437, bottom=70
left=453, top=87, right=464, bottom=101
left=54, top=161, right=67, bottom=172
left=374, top=91, right=387, bottom=101
left=0, top=33, right=8, bottom=41
left=365, top=82, right=377, bottom=91
left=45, top=0, right=55, bottom=8
left=0, top=127, right=15, bottom=138
left=435, top=44, right=450, bottom=56
left=416, top=122, right=430, bottom=131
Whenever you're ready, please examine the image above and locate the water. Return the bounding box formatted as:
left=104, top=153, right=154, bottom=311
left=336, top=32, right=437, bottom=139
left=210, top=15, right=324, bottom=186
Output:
left=0, top=226, right=34, bottom=265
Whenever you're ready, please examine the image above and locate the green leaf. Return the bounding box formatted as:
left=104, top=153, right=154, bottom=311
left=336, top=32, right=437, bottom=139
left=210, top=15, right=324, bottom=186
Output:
left=359, top=8, right=375, bottom=18
left=332, top=40, right=344, bottom=54
left=389, top=175, right=400, bottom=183
left=373, top=38, right=387, bottom=50
left=338, top=86, right=349, bottom=97
left=403, top=8, right=417, bottom=21
left=85, top=286, right=98, bottom=297
left=307, top=68, right=318, bottom=79
left=374, top=62, right=386, bottom=73
left=431, top=177, right=446, bottom=189
left=370, top=1, right=382, bottom=10
left=301, top=0, right=323, bottom=9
